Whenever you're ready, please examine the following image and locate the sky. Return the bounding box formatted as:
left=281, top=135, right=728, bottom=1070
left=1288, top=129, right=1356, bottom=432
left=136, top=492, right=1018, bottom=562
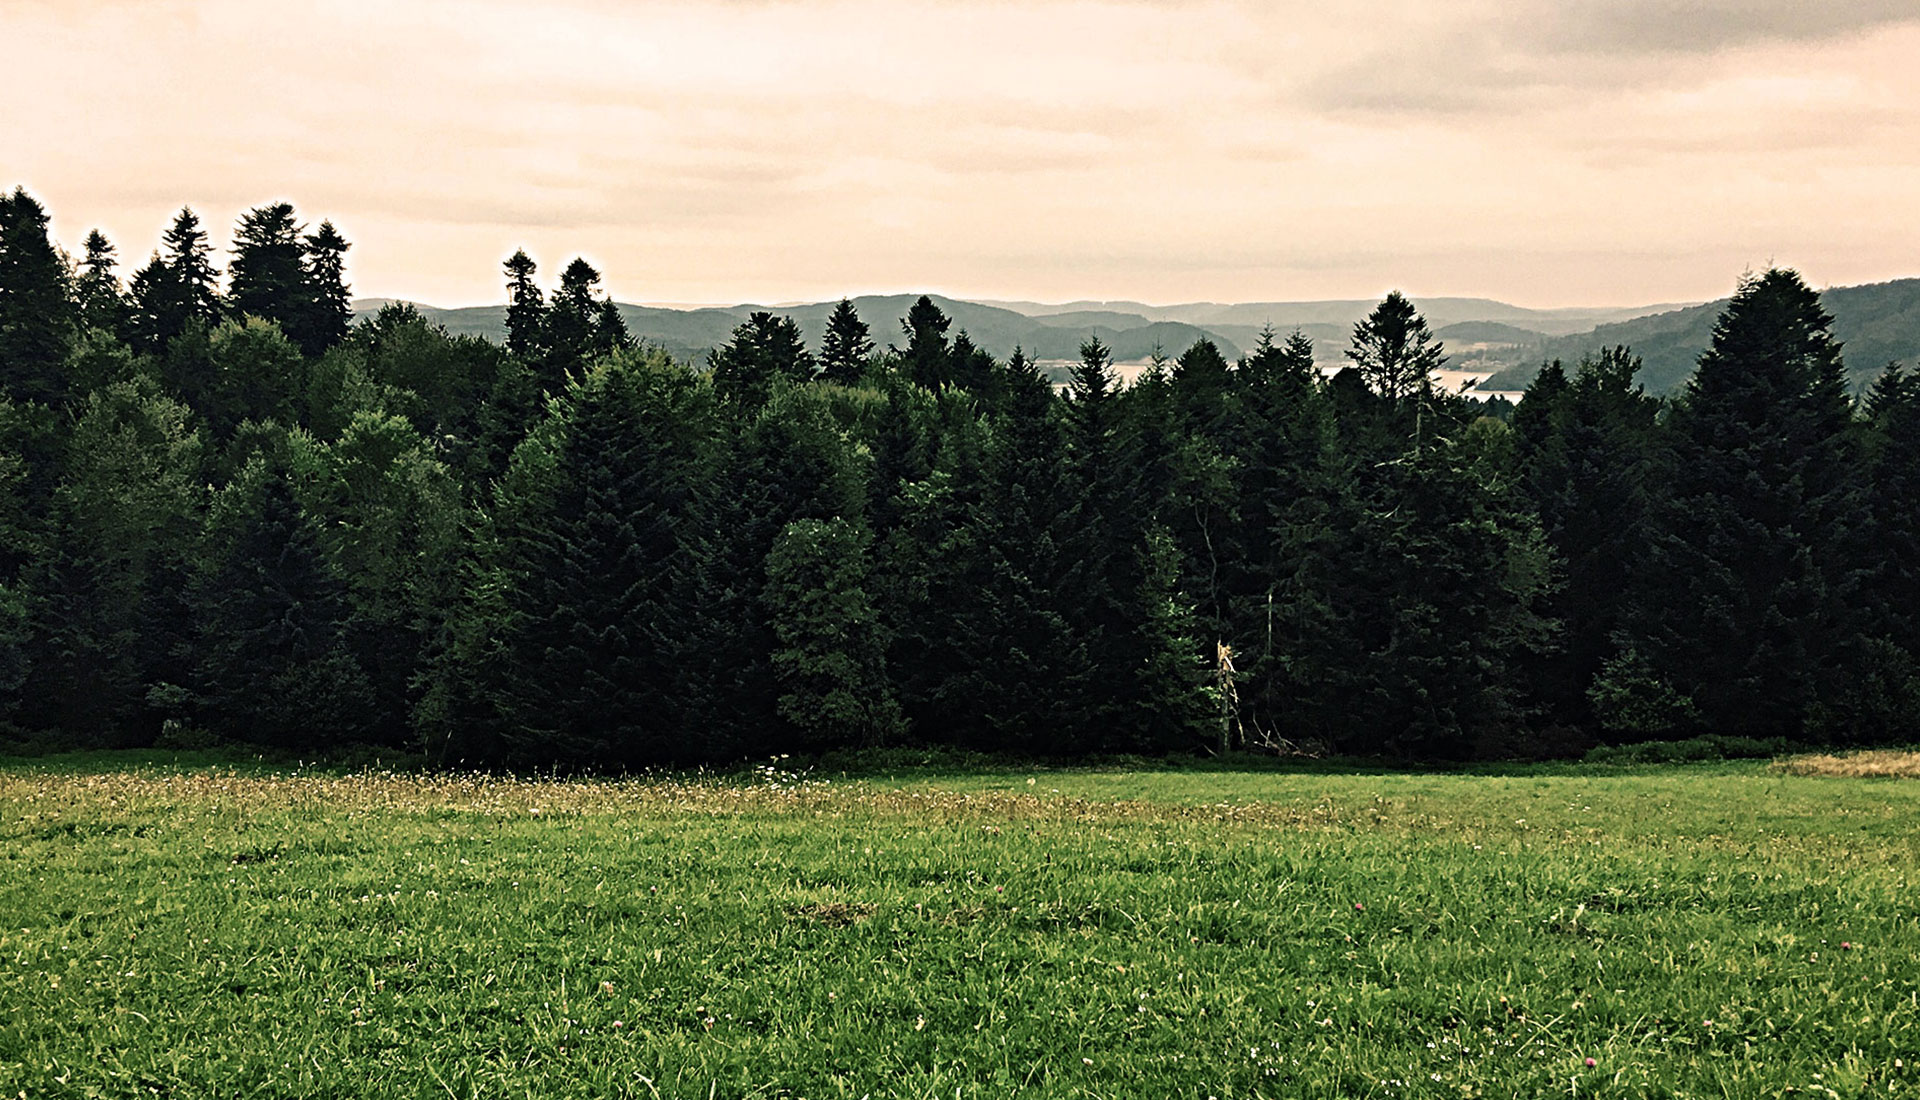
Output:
left=6, top=0, right=1920, bottom=309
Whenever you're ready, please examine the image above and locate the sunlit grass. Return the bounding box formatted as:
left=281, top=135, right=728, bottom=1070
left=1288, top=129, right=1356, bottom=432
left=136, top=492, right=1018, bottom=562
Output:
left=1775, top=749, right=1920, bottom=778
left=2, top=756, right=1917, bottom=1097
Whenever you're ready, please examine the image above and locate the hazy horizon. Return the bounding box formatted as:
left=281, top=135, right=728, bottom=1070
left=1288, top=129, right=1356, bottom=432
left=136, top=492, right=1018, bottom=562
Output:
left=10, top=1, right=1919, bottom=310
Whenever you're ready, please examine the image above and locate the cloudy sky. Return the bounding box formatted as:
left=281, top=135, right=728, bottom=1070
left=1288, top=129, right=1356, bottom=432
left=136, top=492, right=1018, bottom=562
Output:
left=6, top=0, right=1919, bottom=308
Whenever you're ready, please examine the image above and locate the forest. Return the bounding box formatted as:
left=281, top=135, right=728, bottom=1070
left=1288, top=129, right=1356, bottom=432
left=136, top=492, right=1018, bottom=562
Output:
left=2, top=186, right=1917, bottom=766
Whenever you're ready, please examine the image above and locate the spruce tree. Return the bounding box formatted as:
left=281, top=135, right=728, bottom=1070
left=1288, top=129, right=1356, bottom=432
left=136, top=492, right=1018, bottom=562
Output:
left=501, top=249, right=547, bottom=366
left=298, top=220, right=353, bottom=356
left=708, top=311, right=815, bottom=416
left=427, top=349, right=715, bottom=768
left=763, top=517, right=904, bottom=749
left=1346, top=291, right=1445, bottom=401
left=819, top=297, right=874, bottom=386
left=227, top=202, right=307, bottom=335
left=897, top=295, right=953, bottom=390
left=0, top=187, right=77, bottom=406
left=74, top=230, right=127, bottom=337
left=1628, top=269, right=1860, bottom=739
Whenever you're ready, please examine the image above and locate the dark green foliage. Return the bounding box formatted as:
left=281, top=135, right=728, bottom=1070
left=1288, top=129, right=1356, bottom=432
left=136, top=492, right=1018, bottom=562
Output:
left=17, top=377, right=204, bottom=743
left=763, top=517, right=904, bottom=750
left=299, top=220, right=353, bottom=356
left=227, top=203, right=308, bottom=337
left=1513, top=348, right=1664, bottom=728
left=126, top=208, right=222, bottom=355
left=897, top=295, right=953, bottom=390
left=1346, top=290, right=1446, bottom=400
left=545, top=258, right=630, bottom=378
left=819, top=298, right=874, bottom=386
left=429, top=350, right=715, bottom=769
left=10, top=190, right=1920, bottom=764
left=74, top=229, right=126, bottom=337
left=192, top=441, right=375, bottom=749
left=0, top=187, right=77, bottom=406
left=501, top=249, right=546, bottom=366
left=708, top=311, right=815, bottom=415
left=1629, top=269, right=1859, bottom=739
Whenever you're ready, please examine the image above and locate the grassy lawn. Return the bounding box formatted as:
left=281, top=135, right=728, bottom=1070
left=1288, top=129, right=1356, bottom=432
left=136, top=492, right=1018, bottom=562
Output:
left=1, top=754, right=1916, bottom=1097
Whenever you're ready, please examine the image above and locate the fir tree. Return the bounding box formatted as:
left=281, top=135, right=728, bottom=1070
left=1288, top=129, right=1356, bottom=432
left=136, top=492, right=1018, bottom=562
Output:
left=1347, top=291, right=1445, bottom=401
left=0, top=187, right=77, bottom=406
left=501, top=249, right=546, bottom=365
left=298, top=220, right=353, bottom=356
left=74, top=229, right=126, bottom=337
left=819, top=297, right=874, bottom=386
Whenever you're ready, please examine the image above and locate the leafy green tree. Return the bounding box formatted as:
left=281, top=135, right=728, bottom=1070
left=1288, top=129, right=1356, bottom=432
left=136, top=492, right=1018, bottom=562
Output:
left=763, top=517, right=904, bottom=749
left=1628, top=269, right=1860, bottom=739
left=1346, top=291, right=1445, bottom=401
left=21, top=377, right=205, bottom=742
left=0, top=187, right=77, bottom=406
left=311, top=410, right=466, bottom=744
left=203, top=317, right=307, bottom=440
left=819, top=298, right=874, bottom=386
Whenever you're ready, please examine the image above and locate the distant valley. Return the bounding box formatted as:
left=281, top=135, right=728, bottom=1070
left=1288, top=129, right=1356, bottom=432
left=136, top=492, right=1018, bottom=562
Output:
left=354, top=279, right=1920, bottom=396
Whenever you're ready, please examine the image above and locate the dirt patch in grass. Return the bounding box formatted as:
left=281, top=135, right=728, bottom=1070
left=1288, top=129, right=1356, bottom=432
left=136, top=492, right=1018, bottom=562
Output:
left=1773, top=750, right=1920, bottom=778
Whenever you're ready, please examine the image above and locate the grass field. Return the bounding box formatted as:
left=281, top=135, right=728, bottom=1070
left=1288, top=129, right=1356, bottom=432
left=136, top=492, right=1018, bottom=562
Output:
left=2, top=754, right=1917, bottom=1098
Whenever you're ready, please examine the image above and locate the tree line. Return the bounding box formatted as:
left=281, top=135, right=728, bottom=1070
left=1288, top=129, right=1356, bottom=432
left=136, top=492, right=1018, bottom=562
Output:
left=2, top=186, right=1916, bottom=765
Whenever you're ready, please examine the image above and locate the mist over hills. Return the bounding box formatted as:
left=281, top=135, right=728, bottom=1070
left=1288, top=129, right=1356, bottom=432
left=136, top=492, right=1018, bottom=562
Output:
left=354, top=281, right=1920, bottom=394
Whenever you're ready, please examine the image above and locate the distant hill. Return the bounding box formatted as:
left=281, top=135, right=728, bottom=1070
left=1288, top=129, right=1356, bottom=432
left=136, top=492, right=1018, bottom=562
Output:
left=356, top=291, right=1691, bottom=371
left=1475, top=278, right=1920, bottom=395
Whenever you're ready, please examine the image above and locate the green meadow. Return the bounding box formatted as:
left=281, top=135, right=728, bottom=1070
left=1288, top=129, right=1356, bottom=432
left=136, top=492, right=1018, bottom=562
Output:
left=2, top=756, right=1916, bottom=1098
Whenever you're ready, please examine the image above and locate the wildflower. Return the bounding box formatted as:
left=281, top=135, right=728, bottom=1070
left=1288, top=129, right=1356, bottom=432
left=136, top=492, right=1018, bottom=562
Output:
left=601, top=981, right=614, bottom=995
left=1584, top=1057, right=1597, bottom=1068
left=1353, top=903, right=1365, bottom=912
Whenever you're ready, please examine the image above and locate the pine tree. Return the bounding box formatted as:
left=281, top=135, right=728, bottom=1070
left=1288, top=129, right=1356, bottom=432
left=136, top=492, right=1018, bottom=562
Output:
left=501, top=249, right=547, bottom=365
left=227, top=202, right=307, bottom=335
left=0, top=187, right=77, bottom=406
left=1627, top=269, right=1860, bottom=740
left=819, top=297, right=874, bottom=386
left=74, top=230, right=127, bottom=337
left=708, top=311, right=815, bottom=415
left=1346, top=291, right=1445, bottom=401
left=897, top=295, right=953, bottom=390
left=298, top=220, right=352, bottom=356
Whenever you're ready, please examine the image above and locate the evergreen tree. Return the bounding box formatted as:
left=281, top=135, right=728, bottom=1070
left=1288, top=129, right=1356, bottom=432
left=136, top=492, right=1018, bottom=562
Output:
left=127, top=208, right=222, bottom=354
left=227, top=202, right=307, bottom=335
left=298, top=220, right=353, bottom=356
left=708, top=311, right=815, bottom=415
left=1513, top=349, right=1664, bottom=731
left=1346, top=291, right=1445, bottom=401
left=763, top=517, right=904, bottom=749
left=74, top=229, right=126, bottom=337
left=501, top=249, right=547, bottom=365
left=0, top=187, right=77, bottom=406
left=427, top=350, right=714, bottom=768
left=1626, top=269, right=1860, bottom=740
left=193, top=440, right=374, bottom=749
left=545, top=257, right=628, bottom=377
left=20, top=377, right=205, bottom=742
left=819, top=297, right=874, bottom=386
left=897, top=295, right=953, bottom=390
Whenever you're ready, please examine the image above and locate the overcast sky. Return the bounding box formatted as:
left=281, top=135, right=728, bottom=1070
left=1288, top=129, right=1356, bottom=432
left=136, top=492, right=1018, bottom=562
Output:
left=7, top=0, right=1919, bottom=308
